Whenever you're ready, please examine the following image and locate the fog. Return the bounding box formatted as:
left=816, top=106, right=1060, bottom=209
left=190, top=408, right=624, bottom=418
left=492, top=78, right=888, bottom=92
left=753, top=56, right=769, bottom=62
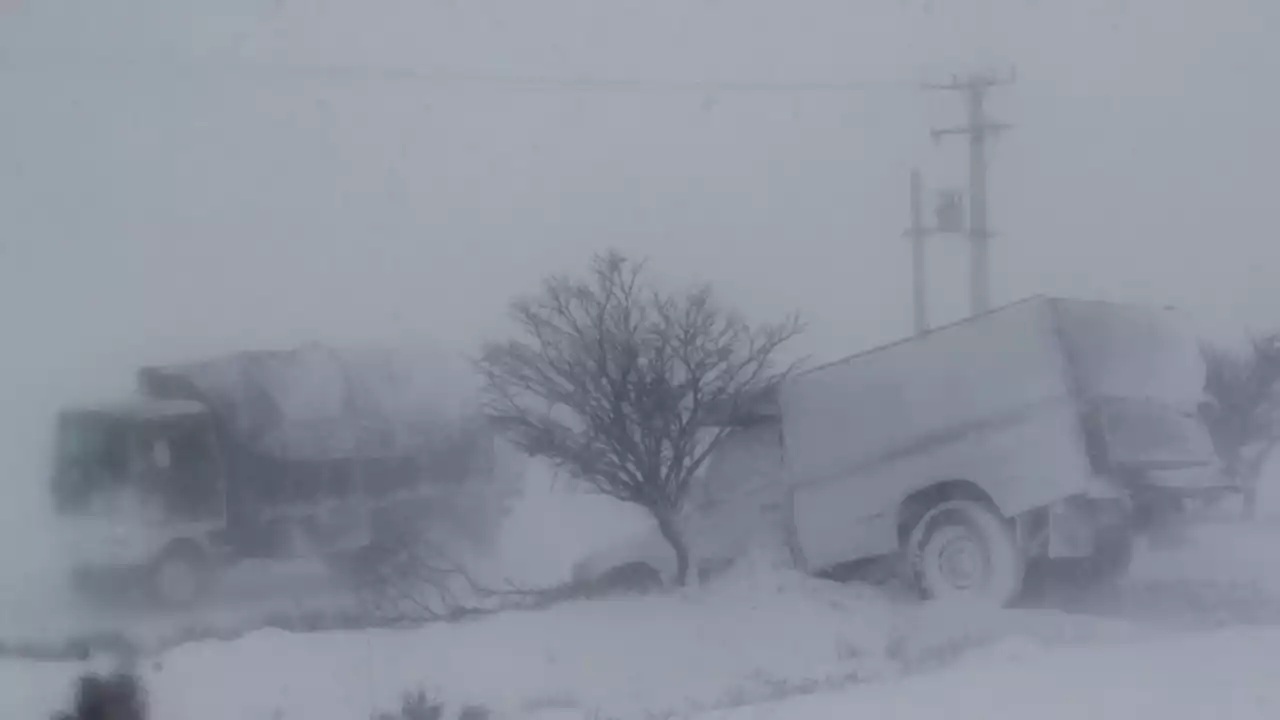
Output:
left=1, top=0, right=1277, bottom=612
left=7, top=2, right=1280, bottom=718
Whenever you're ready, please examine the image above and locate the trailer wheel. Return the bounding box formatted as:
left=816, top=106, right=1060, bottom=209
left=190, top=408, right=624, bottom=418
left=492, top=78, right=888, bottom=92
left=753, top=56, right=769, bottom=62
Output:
left=149, top=542, right=211, bottom=608
left=908, top=499, right=1023, bottom=607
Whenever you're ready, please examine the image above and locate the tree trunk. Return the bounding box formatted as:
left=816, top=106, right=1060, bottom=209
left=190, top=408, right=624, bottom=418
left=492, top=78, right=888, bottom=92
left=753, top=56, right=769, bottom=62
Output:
left=655, top=512, right=690, bottom=587
left=1240, top=440, right=1278, bottom=522
left=1243, top=486, right=1258, bottom=520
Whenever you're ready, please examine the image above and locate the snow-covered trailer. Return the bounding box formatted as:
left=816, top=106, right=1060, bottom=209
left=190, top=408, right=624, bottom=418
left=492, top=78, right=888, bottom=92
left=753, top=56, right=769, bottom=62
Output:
left=576, top=297, right=1229, bottom=604
left=51, top=345, right=504, bottom=606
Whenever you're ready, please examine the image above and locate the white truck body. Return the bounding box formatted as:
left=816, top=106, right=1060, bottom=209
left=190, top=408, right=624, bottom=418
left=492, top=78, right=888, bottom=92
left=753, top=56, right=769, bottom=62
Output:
left=575, top=297, right=1224, bottom=586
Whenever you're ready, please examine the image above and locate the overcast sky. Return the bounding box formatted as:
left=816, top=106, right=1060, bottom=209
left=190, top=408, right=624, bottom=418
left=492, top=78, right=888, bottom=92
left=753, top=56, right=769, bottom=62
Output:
left=1, top=0, right=1278, bottom=551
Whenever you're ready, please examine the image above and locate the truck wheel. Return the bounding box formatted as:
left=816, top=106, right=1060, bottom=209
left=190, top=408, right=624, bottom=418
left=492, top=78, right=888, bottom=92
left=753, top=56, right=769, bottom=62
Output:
left=149, top=543, right=211, bottom=608
left=908, top=499, right=1023, bottom=607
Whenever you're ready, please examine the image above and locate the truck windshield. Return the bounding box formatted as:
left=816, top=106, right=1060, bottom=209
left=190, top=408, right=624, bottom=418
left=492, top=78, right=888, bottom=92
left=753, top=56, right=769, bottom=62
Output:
left=56, top=416, right=129, bottom=480
left=52, top=413, right=222, bottom=519
left=51, top=415, right=134, bottom=513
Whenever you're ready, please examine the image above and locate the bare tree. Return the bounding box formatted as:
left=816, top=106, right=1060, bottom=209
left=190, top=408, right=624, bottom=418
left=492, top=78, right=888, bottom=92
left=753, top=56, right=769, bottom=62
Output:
left=478, top=252, right=802, bottom=585
left=1201, top=335, right=1280, bottom=519
left=350, top=531, right=541, bottom=625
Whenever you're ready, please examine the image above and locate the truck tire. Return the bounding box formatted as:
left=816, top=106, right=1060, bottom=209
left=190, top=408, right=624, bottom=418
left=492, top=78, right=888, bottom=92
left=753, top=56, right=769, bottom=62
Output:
left=148, top=542, right=211, bottom=608
left=907, top=499, right=1023, bottom=607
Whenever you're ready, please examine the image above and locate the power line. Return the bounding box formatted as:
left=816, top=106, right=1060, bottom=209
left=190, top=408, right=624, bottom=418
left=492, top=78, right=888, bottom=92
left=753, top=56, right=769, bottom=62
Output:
left=3, top=54, right=910, bottom=97
left=907, top=169, right=929, bottom=336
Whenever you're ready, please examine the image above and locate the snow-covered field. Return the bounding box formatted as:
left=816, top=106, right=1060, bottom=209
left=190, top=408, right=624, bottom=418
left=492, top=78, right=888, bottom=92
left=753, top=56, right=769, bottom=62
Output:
left=0, top=558, right=1141, bottom=720
left=701, top=626, right=1280, bottom=720
left=5, top=513, right=1280, bottom=720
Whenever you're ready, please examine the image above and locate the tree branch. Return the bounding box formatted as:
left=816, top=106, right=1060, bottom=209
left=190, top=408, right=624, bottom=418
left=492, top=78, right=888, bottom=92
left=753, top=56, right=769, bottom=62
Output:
left=477, top=251, right=803, bottom=583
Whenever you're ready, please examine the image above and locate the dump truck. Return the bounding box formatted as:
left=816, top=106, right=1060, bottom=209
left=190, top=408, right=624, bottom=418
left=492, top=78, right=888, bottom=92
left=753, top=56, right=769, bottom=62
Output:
left=50, top=344, right=510, bottom=606
left=573, top=297, right=1230, bottom=604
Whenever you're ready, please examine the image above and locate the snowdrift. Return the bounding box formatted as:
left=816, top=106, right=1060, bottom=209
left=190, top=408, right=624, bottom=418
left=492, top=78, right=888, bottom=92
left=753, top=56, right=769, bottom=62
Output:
left=0, top=554, right=1156, bottom=720
left=699, top=624, right=1280, bottom=720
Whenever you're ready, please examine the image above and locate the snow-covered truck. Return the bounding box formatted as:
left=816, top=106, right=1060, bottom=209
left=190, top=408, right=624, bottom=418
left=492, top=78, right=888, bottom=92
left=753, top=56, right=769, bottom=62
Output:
left=50, top=345, right=509, bottom=606
left=574, top=297, right=1230, bottom=604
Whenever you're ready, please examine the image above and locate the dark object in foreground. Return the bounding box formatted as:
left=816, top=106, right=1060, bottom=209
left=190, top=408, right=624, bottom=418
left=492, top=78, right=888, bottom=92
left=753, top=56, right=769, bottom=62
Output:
left=53, top=672, right=147, bottom=720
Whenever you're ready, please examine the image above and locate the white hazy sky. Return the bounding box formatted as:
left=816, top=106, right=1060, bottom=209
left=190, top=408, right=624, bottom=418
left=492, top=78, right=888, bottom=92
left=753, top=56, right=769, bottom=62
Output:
left=1, top=0, right=1278, bottom=554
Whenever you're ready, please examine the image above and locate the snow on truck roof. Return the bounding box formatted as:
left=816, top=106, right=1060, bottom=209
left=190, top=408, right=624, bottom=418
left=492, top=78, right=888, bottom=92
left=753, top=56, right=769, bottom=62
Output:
left=136, top=343, right=487, bottom=460
left=704, top=295, right=1193, bottom=426
left=792, top=295, right=1186, bottom=380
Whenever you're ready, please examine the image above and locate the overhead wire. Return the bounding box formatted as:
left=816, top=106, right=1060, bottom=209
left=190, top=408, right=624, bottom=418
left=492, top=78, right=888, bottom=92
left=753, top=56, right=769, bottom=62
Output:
left=1, top=53, right=914, bottom=97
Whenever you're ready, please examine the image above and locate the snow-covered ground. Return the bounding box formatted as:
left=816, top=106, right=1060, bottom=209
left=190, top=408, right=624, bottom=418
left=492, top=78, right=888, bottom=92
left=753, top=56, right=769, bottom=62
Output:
left=1, top=557, right=1149, bottom=720
left=5, top=474, right=1280, bottom=719
left=700, top=625, right=1280, bottom=720
left=695, top=483, right=1280, bottom=720
left=1013, top=519, right=1280, bottom=631
left=5, top=515, right=1280, bottom=720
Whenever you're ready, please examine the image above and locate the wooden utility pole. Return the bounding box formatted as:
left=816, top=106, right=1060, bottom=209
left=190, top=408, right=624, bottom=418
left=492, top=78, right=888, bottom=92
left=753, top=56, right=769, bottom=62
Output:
left=927, top=70, right=1013, bottom=316
left=907, top=169, right=930, bottom=335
